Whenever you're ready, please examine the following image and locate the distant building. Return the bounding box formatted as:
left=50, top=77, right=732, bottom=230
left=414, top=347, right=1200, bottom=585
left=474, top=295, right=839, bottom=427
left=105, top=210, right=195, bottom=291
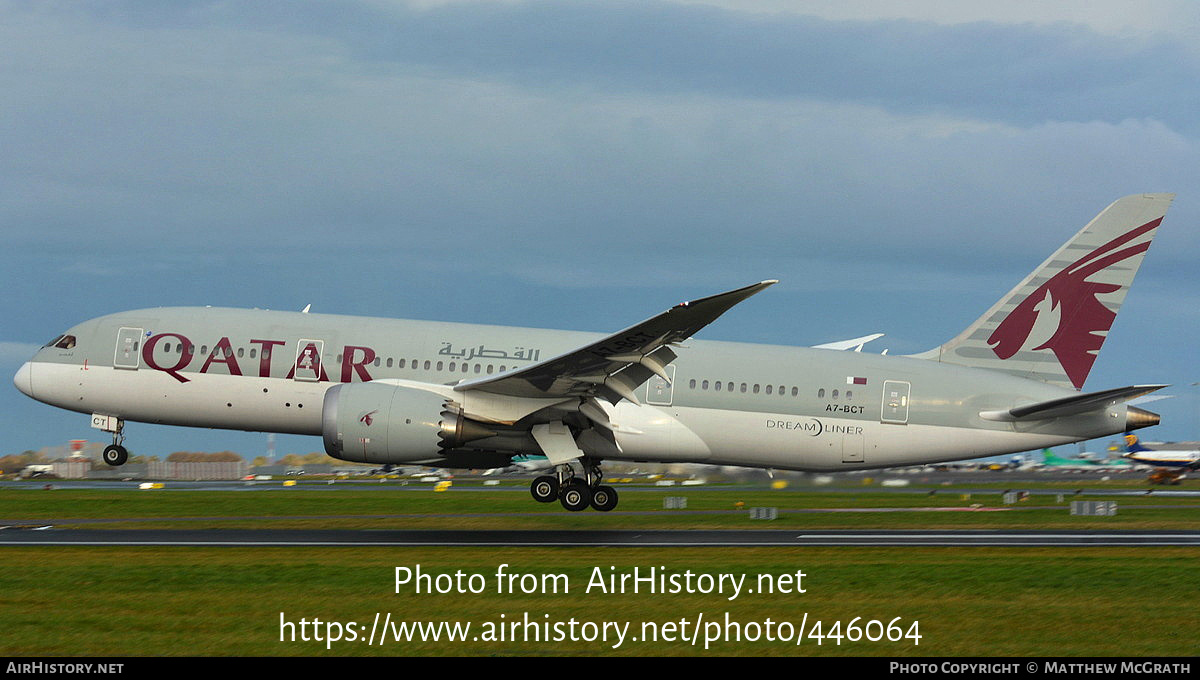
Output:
left=149, top=460, right=247, bottom=480
left=52, top=458, right=91, bottom=479
left=39, top=441, right=106, bottom=462
left=88, top=464, right=149, bottom=479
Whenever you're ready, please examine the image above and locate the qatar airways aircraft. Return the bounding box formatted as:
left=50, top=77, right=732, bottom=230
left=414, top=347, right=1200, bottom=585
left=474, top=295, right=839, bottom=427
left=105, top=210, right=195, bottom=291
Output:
left=14, top=194, right=1173, bottom=511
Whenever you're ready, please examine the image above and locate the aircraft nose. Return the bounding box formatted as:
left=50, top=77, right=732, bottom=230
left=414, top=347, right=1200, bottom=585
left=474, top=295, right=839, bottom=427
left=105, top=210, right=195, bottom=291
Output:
left=13, top=361, right=33, bottom=399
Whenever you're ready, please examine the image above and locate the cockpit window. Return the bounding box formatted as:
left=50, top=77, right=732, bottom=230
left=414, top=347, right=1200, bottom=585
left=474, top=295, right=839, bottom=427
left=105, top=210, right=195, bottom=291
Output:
left=44, top=334, right=76, bottom=349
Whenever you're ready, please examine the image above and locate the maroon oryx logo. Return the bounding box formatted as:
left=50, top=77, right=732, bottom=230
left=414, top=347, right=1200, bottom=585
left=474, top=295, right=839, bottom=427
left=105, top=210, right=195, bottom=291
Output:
left=987, top=218, right=1161, bottom=389
left=359, top=410, right=379, bottom=426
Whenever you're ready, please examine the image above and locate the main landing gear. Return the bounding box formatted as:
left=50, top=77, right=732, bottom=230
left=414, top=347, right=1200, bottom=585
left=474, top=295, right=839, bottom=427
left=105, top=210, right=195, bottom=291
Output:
left=100, top=418, right=129, bottom=467
left=529, top=459, right=618, bottom=512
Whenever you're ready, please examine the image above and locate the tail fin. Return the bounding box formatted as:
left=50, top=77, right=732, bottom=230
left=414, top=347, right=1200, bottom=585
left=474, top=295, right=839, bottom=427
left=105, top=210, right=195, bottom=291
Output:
left=1124, top=434, right=1151, bottom=453
left=1041, top=449, right=1069, bottom=463
left=914, top=194, right=1174, bottom=389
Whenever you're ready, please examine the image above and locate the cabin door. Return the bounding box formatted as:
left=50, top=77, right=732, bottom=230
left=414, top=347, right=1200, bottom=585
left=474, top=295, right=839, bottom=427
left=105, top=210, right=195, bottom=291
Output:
left=881, top=380, right=911, bottom=424
left=293, top=339, right=326, bottom=382
left=646, top=365, right=676, bottom=406
left=114, top=327, right=144, bottom=370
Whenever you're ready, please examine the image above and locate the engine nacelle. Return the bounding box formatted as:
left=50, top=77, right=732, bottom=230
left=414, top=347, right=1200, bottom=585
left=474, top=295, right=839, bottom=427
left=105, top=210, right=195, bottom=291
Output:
left=322, top=382, right=498, bottom=464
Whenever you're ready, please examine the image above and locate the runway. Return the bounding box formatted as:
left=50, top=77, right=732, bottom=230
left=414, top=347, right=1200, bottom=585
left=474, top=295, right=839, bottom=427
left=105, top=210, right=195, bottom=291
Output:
left=1, top=528, right=1197, bottom=546
left=5, top=478, right=1199, bottom=496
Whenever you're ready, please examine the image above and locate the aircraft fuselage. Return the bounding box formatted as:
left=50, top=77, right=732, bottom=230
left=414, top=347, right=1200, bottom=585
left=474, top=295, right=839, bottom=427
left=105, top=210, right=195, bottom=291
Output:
left=16, top=306, right=1138, bottom=472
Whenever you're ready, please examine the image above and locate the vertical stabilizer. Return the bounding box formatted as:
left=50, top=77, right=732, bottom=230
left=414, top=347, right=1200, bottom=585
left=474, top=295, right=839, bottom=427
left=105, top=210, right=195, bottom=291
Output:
left=914, top=194, right=1173, bottom=389
left=1123, top=434, right=1151, bottom=453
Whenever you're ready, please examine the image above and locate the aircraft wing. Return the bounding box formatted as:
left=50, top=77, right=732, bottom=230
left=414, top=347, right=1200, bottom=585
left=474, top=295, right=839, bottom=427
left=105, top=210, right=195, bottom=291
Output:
left=453, top=281, right=777, bottom=403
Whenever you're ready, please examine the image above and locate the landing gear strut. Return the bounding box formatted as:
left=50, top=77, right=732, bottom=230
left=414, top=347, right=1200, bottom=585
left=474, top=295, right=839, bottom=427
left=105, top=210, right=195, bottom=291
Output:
left=526, top=458, right=619, bottom=512
left=100, top=418, right=128, bottom=467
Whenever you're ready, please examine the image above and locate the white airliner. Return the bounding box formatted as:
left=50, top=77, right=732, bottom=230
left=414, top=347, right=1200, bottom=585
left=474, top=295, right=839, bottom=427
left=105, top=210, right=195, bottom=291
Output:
left=14, top=194, right=1174, bottom=511
left=1122, top=434, right=1200, bottom=469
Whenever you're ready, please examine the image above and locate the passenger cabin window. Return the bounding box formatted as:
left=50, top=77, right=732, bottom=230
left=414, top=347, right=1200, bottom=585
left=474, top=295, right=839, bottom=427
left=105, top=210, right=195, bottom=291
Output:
left=818, top=388, right=825, bottom=398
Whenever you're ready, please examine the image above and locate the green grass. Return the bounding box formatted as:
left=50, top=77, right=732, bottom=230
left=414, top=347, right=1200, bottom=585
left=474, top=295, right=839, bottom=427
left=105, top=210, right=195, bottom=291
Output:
left=1, top=482, right=1197, bottom=530
left=1, top=481, right=1196, bottom=656
left=0, top=546, right=1195, bottom=656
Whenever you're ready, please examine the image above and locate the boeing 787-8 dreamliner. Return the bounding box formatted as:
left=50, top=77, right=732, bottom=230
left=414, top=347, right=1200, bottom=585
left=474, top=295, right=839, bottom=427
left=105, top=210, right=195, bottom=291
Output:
left=14, top=194, right=1173, bottom=511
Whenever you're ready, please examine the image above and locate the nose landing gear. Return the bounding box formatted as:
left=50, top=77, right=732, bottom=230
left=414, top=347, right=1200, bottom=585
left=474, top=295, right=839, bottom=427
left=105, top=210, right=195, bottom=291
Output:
left=97, top=417, right=129, bottom=466
left=101, top=444, right=128, bottom=466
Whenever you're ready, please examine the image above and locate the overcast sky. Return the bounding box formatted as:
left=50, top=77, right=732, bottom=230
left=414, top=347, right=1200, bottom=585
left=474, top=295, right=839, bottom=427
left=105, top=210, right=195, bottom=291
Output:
left=2, top=0, right=1197, bottom=459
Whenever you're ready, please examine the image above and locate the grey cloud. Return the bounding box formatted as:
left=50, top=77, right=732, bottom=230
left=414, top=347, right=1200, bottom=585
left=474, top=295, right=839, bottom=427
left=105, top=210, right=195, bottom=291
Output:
left=39, top=0, right=1200, bottom=129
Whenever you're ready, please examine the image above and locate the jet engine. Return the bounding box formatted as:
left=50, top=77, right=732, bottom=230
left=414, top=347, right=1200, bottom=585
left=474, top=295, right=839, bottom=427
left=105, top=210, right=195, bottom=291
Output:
left=321, top=382, right=498, bottom=464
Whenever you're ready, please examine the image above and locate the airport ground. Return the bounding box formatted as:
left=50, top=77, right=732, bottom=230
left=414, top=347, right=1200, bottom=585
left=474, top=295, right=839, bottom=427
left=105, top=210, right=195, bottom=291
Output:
left=2, top=473, right=1198, bottom=531
left=0, top=475, right=1196, bottom=656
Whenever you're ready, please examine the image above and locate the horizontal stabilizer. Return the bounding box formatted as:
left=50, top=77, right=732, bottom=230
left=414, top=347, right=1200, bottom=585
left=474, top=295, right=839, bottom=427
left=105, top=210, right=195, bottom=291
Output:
left=980, top=384, right=1167, bottom=422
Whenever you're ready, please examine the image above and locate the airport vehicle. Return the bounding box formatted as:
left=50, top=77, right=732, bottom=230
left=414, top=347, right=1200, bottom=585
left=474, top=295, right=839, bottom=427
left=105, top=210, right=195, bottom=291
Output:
left=1147, top=469, right=1185, bottom=485
left=14, top=194, right=1173, bottom=511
